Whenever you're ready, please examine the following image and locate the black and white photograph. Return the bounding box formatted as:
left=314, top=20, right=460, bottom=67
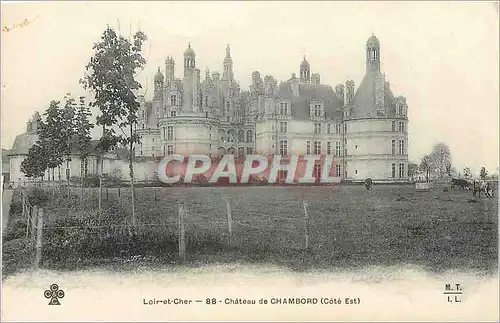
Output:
left=1, top=1, right=498, bottom=321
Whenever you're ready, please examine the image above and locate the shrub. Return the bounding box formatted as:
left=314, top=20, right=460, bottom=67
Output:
left=2, top=238, right=33, bottom=280
left=26, top=187, right=50, bottom=207
left=3, top=217, right=28, bottom=242
left=9, top=199, right=23, bottom=216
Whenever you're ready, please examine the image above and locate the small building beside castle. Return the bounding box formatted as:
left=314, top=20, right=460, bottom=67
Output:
left=8, top=34, right=409, bottom=185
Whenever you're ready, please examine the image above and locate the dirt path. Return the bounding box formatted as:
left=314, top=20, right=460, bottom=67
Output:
left=2, top=189, right=13, bottom=235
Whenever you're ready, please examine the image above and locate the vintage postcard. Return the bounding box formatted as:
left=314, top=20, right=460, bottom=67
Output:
left=1, top=1, right=498, bottom=322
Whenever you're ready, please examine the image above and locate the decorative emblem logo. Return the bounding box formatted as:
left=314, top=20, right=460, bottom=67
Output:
left=44, top=284, right=65, bottom=305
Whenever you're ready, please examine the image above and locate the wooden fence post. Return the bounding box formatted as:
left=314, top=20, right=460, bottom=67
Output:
left=35, top=208, right=44, bottom=269
left=21, top=191, right=26, bottom=219
left=302, top=200, right=309, bottom=250
left=118, top=185, right=121, bottom=197
left=106, top=187, right=109, bottom=201
left=154, top=188, right=157, bottom=205
left=178, top=203, right=186, bottom=262
left=31, top=205, right=38, bottom=245
left=226, top=199, right=233, bottom=245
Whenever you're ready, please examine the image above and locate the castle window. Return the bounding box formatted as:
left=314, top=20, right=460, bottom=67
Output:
left=246, top=130, right=253, bottom=143
left=279, top=140, right=288, bottom=156
left=167, top=145, right=174, bottom=155
left=399, top=163, right=405, bottom=178
left=392, top=163, right=396, bottom=178
left=327, top=142, right=332, bottom=155
left=170, top=95, right=176, bottom=106
left=306, top=141, right=311, bottom=155
left=335, top=123, right=341, bottom=134
left=313, top=141, right=321, bottom=155
left=280, top=102, right=288, bottom=115
left=343, top=123, right=348, bottom=134
left=335, top=142, right=341, bottom=156
left=167, top=126, right=174, bottom=140
left=392, top=121, right=396, bottom=132
left=335, top=165, right=341, bottom=177
left=327, top=124, right=331, bottom=135
left=238, top=147, right=244, bottom=157
left=238, top=130, right=245, bottom=142
left=391, top=140, right=396, bottom=155
left=280, top=121, right=287, bottom=133
left=170, top=111, right=177, bottom=117
left=399, top=121, right=405, bottom=132
left=314, top=123, right=321, bottom=134
left=246, top=147, right=253, bottom=154
left=399, top=140, right=405, bottom=155
left=314, top=104, right=321, bottom=117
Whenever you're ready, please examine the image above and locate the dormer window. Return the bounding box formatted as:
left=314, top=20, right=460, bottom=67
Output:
left=314, top=105, right=321, bottom=117
left=170, top=95, right=176, bottom=106
left=279, top=102, right=288, bottom=115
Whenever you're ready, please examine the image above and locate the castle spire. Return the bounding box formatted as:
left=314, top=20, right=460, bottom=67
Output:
left=223, top=44, right=234, bottom=81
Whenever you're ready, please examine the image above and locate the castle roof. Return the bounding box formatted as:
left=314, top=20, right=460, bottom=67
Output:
left=8, top=132, right=40, bottom=156
left=366, top=34, right=380, bottom=48
left=277, top=82, right=344, bottom=120
left=145, top=102, right=156, bottom=126
left=349, top=70, right=397, bottom=118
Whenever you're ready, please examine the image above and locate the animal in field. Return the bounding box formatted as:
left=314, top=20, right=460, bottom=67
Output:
left=451, top=178, right=470, bottom=190
left=365, top=178, right=373, bottom=190
left=472, top=180, right=494, bottom=198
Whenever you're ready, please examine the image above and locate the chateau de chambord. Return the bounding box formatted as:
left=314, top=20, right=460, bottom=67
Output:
left=7, top=34, right=409, bottom=185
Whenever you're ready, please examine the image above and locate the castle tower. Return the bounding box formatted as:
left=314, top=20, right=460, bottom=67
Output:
left=183, top=43, right=196, bottom=111
left=184, top=43, right=196, bottom=76
left=165, top=56, right=175, bottom=82
left=222, top=44, right=234, bottom=81
left=366, top=33, right=380, bottom=73
left=154, top=67, right=164, bottom=100
left=300, top=56, right=310, bottom=83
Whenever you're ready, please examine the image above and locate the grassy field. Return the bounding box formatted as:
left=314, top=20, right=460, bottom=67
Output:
left=4, top=184, right=498, bottom=277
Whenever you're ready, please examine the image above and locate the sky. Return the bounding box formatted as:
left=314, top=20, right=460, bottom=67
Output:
left=1, top=1, right=499, bottom=175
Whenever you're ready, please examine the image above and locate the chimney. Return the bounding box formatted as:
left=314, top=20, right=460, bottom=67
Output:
left=345, top=80, right=355, bottom=104
left=211, top=72, right=220, bottom=82
left=335, top=84, right=345, bottom=105
left=311, top=73, right=320, bottom=85
left=290, top=73, right=299, bottom=97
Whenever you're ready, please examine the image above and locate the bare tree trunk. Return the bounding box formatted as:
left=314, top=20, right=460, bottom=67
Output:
left=80, top=158, right=84, bottom=218
left=99, top=125, right=104, bottom=222
left=99, top=154, right=103, bottom=221
left=130, top=123, right=136, bottom=226
left=67, top=158, right=71, bottom=198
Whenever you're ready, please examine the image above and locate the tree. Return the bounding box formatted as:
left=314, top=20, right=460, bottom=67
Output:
left=74, top=96, right=94, bottom=203
left=480, top=167, right=488, bottom=180
left=20, top=143, right=49, bottom=181
left=407, top=162, right=418, bottom=181
left=82, top=26, right=148, bottom=226
left=429, top=142, right=452, bottom=179
left=60, top=94, right=78, bottom=194
left=38, top=101, right=66, bottom=180
left=463, top=167, right=472, bottom=179
left=420, top=155, right=431, bottom=182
